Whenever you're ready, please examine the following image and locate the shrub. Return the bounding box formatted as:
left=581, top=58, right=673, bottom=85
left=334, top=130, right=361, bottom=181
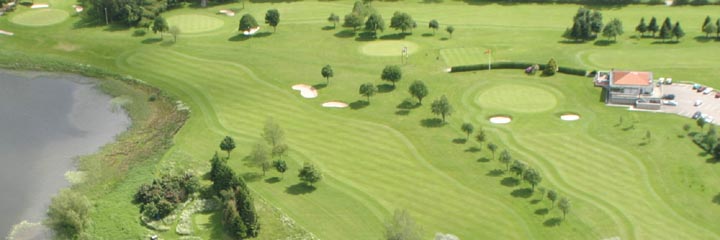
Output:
left=134, top=172, right=200, bottom=220
left=558, top=66, right=588, bottom=76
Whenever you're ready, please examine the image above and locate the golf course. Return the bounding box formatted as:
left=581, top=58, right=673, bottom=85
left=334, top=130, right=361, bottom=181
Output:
left=1, top=0, right=719, bottom=239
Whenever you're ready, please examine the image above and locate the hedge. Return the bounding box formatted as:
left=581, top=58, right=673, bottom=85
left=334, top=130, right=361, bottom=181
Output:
left=450, top=61, right=589, bottom=77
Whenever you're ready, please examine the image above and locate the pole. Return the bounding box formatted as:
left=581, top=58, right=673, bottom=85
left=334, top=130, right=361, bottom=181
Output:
left=104, top=7, right=108, bottom=25
left=488, top=51, right=491, bottom=70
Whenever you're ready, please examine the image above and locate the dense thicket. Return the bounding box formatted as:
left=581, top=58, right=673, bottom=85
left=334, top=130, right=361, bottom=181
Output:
left=134, top=172, right=200, bottom=219
left=77, top=0, right=236, bottom=26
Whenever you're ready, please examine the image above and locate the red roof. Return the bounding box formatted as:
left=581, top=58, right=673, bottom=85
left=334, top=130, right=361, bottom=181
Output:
left=612, top=71, right=652, bottom=86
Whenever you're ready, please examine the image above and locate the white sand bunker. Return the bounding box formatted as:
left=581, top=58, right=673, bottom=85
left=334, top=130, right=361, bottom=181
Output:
left=322, top=101, right=348, bottom=108
left=560, top=114, right=580, bottom=121
left=31, top=4, right=49, bottom=8
left=219, top=9, right=235, bottom=16
left=243, top=26, right=260, bottom=36
left=292, top=84, right=318, bottom=98
left=489, top=116, right=512, bottom=124
left=0, top=30, right=14, bottom=36
left=72, top=5, right=83, bottom=13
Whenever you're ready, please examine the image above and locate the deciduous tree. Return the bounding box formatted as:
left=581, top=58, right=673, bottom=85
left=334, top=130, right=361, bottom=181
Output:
left=152, top=16, right=169, bottom=39
left=446, top=25, right=455, bottom=38
left=431, top=95, right=453, bottom=123
left=365, top=13, right=385, bottom=37
left=390, top=11, right=415, bottom=33
left=169, top=26, right=180, bottom=42
left=381, top=65, right=402, bottom=87
left=250, top=143, right=270, bottom=176
left=265, top=9, right=280, bottom=32
left=359, top=83, right=377, bottom=103
left=523, top=168, right=542, bottom=191
left=487, top=142, right=498, bottom=160
left=408, top=80, right=428, bottom=104
left=558, top=197, right=571, bottom=220
left=543, top=58, right=558, bottom=76
left=547, top=190, right=558, bottom=208
left=475, top=129, right=486, bottom=143
left=274, top=160, right=287, bottom=179
left=45, top=190, right=92, bottom=239
left=384, top=209, right=422, bottom=240
left=499, top=149, right=512, bottom=171
left=298, top=162, right=322, bottom=186
left=239, top=14, right=259, bottom=32
left=220, top=136, right=236, bottom=158
left=263, top=118, right=285, bottom=149
left=344, top=13, right=364, bottom=31
left=328, top=13, right=340, bottom=28
left=703, top=21, right=717, bottom=38
left=602, top=18, right=623, bottom=41
left=321, top=65, right=334, bottom=84
left=461, top=123, right=474, bottom=140
left=510, top=160, right=527, bottom=180
left=428, top=19, right=439, bottom=34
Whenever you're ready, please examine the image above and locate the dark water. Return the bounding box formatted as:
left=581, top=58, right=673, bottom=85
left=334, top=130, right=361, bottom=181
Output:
left=0, top=70, right=130, bottom=238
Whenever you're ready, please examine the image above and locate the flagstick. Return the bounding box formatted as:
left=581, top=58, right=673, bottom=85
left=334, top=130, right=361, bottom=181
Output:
left=488, top=51, right=492, bottom=70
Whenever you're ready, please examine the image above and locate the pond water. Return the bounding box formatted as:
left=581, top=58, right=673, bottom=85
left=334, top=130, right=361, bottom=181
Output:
left=0, top=70, right=130, bottom=238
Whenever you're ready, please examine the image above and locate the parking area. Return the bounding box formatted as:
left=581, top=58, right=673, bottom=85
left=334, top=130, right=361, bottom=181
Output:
left=660, top=83, right=720, bottom=123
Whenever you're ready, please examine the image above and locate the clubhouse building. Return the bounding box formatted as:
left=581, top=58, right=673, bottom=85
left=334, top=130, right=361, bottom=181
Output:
left=594, top=70, right=662, bottom=110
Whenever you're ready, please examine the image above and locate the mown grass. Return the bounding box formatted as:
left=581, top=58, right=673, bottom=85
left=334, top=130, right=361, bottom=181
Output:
left=1, top=1, right=719, bottom=239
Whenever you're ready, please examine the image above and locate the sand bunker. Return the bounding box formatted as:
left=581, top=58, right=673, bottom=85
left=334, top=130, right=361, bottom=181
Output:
left=31, top=4, right=49, bottom=8
left=0, top=30, right=14, bottom=36
left=243, top=26, right=260, bottom=36
left=292, top=84, right=318, bottom=98
left=489, top=116, right=512, bottom=124
left=322, top=101, right=348, bottom=108
left=219, top=9, right=235, bottom=16
left=72, top=5, right=83, bottom=13
left=560, top=114, right=580, bottom=121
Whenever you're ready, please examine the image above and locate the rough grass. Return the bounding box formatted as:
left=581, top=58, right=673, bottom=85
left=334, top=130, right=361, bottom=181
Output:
left=0, top=1, right=719, bottom=240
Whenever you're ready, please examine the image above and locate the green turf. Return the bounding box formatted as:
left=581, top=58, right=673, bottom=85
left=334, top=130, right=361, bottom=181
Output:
left=360, top=40, right=419, bottom=56
left=10, top=9, right=69, bottom=27
left=166, top=14, right=225, bottom=34
left=1, top=2, right=719, bottom=240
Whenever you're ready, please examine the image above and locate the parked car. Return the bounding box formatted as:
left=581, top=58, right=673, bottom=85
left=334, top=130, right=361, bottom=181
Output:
left=665, top=78, right=672, bottom=84
left=692, top=111, right=703, bottom=119
left=715, top=92, right=720, bottom=98
left=695, top=99, right=704, bottom=106
left=662, top=94, right=675, bottom=100
left=704, top=88, right=714, bottom=95
left=698, top=86, right=707, bottom=92
left=662, top=100, right=678, bottom=106
left=705, top=116, right=715, bottom=123
left=693, top=84, right=701, bottom=90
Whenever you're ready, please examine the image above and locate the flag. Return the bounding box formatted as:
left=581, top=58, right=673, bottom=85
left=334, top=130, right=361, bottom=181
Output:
left=484, top=49, right=492, bottom=54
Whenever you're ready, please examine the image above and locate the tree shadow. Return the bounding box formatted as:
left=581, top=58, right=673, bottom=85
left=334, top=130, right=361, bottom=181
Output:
left=543, top=217, right=562, bottom=227
left=534, top=208, right=549, bottom=216
left=651, top=40, right=680, bottom=45
left=395, top=110, right=410, bottom=115
left=377, top=84, right=396, bottom=93
left=355, top=31, right=378, bottom=41
left=452, top=138, right=467, bottom=144
left=141, top=38, right=163, bottom=44
left=706, top=157, right=718, bottom=164
left=440, top=37, right=449, bottom=41
left=103, top=23, right=131, bottom=32
left=265, top=177, right=281, bottom=184
left=486, top=169, right=503, bottom=177
left=228, top=34, right=250, bottom=42
left=557, top=40, right=587, bottom=44
left=421, top=33, right=434, bottom=37
left=160, top=41, right=176, bottom=47
left=313, top=83, right=327, bottom=90
left=593, top=40, right=615, bottom=46
left=638, top=142, right=647, bottom=146
left=350, top=100, right=369, bottom=110
left=379, top=33, right=408, bottom=40
left=397, top=98, right=419, bottom=109
left=465, top=147, right=482, bottom=153
left=420, top=118, right=444, bottom=128
left=713, top=193, right=720, bottom=204
left=240, top=172, right=262, bottom=182
left=321, top=26, right=335, bottom=31
left=477, top=157, right=490, bottom=163
left=500, top=177, right=519, bottom=187
left=530, top=199, right=541, bottom=204
left=510, top=188, right=533, bottom=198
left=694, top=36, right=714, bottom=43
left=285, top=182, right=316, bottom=195
left=334, top=29, right=356, bottom=38
left=253, top=32, right=272, bottom=38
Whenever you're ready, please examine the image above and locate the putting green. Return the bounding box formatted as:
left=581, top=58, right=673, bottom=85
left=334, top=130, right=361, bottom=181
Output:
left=476, top=84, right=558, bottom=112
left=360, top=40, right=418, bottom=57
left=166, top=14, right=223, bottom=34
left=10, top=9, right=69, bottom=27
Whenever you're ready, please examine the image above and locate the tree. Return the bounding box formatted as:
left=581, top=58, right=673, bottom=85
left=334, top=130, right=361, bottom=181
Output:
left=523, top=168, right=542, bottom=191
left=263, top=118, right=285, bottom=149
left=703, top=21, right=717, bottom=38
left=298, top=162, right=322, bottom=186
left=703, top=126, right=717, bottom=152
left=509, top=160, right=527, bottom=180
left=408, top=80, right=428, bottom=104
left=658, top=17, right=673, bottom=42
left=274, top=160, right=287, bottom=179
left=169, top=26, right=180, bottom=42
left=697, top=116, right=707, bottom=131
left=602, top=18, right=623, bottom=41
left=272, top=143, right=289, bottom=160
left=702, top=16, right=711, bottom=31
left=390, top=11, right=415, bottom=33
left=713, top=143, right=720, bottom=160
left=212, top=159, right=239, bottom=193
left=635, top=17, right=648, bottom=37
left=381, top=65, right=402, bottom=87
left=344, top=13, right=364, bottom=31
left=250, top=143, right=270, bottom=176
left=152, top=16, right=169, bottom=39
left=589, top=10, right=603, bottom=35
left=359, top=83, right=377, bottom=103
left=645, top=130, right=652, bottom=143
left=672, top=21, right=685, bottom=42
left=321, top=65, right=334, bottom=84
left=431, top=95, right=453, bottom=123
left=446, top=25, right=455, bottom=38
left=648, top=17, right=659, bottom=37
left=538, top=187, right=547, bottom=201
left=717, top=19, right=720, bottom=38
left=558, top=197, right=571, bottom=220
left=487, top=143, right=498, bottom=160
left=239, top=14, right=259, bottom=32
left=365, top=13, right=385, bottom=37
left=45, top=189, right=92, bottom=239
left=499, top=150, right=512, bottom=171
left=220, top=136, right=236, bottom=158
left=461, top=123, right=474, bottom=140
left=384, top=209, right=422, bottom=240
left=547, top=190, right=558, bottom=208
left=265, top=9, right=280, bottom=32
left=683, top=123, right=691, bottom=134
left=210, top=152, right=225, bottom=182
left=543, top=58, right=558, bottom=76
left=428, top=19, right=439, bottom=34
left=475, top=129, right=486, bottom=144
left=328, top=13, right=340, bottom=28
left=352, top=0, right=369, bottom=17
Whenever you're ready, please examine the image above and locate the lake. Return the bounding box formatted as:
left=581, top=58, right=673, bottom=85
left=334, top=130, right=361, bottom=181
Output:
left=0, top=70, right=130, bottom=238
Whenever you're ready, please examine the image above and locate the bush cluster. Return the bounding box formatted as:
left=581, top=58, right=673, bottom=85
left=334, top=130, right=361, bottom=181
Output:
left=449, top=62, right=588, bottom=76
left=134, top=172, right=200, bottom=220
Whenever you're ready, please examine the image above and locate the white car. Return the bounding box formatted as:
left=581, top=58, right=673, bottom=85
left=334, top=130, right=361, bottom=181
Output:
left=662, top=100, right=678, bottom=106
left=704, top=88, right=714, bottom=95
left=695, top=100, right=704, bottom=106
left=705, top=116, right=714, bottom=123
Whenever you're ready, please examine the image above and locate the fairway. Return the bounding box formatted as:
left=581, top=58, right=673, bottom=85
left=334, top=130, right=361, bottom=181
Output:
left=10, top=9, right=69, bottom=27
left=360, top=40, right=419, bottom=56
left=1, top=1, right=719, bottom=240
left=166, top=14, right=224, bottom=34
left=476, top=84, right=559, bottom=113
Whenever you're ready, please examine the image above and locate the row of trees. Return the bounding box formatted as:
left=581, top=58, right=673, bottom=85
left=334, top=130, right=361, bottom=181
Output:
left=701, top=16, right=720, bottom=39
left=209, top=152, right=260, bottom=238
left=562, top=8, right=604, bottom=42
left=634, top=17, right=685, bottom=42
left=237, top=9, right=280, bottom=33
